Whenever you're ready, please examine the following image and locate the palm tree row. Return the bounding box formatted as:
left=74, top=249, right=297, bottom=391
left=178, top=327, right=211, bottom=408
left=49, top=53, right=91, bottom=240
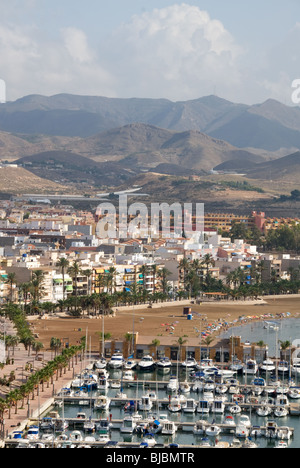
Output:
left=0, top=342, right=85, bottom=428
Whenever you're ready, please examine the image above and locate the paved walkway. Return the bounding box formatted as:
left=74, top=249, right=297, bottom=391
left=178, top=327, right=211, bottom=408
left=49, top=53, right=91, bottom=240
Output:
left=0, top=317, right=91, bottom=439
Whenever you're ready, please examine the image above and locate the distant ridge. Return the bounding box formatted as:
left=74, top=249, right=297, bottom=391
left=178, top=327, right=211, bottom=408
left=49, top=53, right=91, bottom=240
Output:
left=1, top=94, right=300, bottom=152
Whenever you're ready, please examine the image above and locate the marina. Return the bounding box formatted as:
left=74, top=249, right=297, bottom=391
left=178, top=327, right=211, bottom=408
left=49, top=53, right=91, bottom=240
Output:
left=4, top=342, right=300, bottom=449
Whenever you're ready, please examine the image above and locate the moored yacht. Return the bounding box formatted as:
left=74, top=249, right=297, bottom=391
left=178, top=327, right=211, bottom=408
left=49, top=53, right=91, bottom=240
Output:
left=109, top=352, right=125, bottom=369
left=138, top=355, right=156, bottom=371
left=243, top=359, right=258, bottom=375
left=157, top=357, right=172, bottom=373
left=260, top=358, right=276, bottom=373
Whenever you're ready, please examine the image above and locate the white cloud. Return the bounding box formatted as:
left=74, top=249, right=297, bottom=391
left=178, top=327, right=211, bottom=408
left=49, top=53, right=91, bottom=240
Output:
left=0, top=3, right=299, bottom=105
left=102, top=4, right=243, bottom=101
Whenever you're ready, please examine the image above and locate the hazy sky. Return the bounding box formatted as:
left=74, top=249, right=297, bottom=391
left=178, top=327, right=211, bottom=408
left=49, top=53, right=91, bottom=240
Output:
left=1, top=0, right=300, bottom=104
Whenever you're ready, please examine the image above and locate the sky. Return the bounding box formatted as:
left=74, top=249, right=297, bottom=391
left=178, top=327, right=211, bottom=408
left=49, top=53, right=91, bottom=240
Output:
left=1, top=0, right=300, bottom=105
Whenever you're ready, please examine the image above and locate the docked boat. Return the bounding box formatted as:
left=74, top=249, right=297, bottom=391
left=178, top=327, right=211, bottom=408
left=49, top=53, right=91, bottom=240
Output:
left=181, top=357, right=197, bottom=369
left=140, top=433, right=157, bottom=447
left=157, top=357, right=172, bottom=373
left=182, top=398, right=197, bottom=413
left=206, top=425, right=221, bottom=437
left=95, top=395, right=111, bottom=411
left=260, top=358, right=276, bottom=373
left=179, top=380, right=191, bottom=394
left=193, top=420, right=208, bottom=435
left=109, top=352, right=125, bottom=369
left=120, top=416, right=138, bottom=434
left=277, top=361, right=289, bottom=374
left=277, top=426, right=293, bottom=440
left=27, top=426, right=39, bottom=441
left=288, top=387, right=300, bottom=399
left=167, top=376, right=179, bottom=393
left=291, top=358, right=300, bottom=376
left=196, top=400, right=211, bottom=414
left=123, top=370, right=134, bottom=381
left=161, top=420, right=177, bottom=435
left=98, top=376, right=109, bottom=392
left=211, top=399, right=225, bottom=414
left=124, top=359, right=137, bottom=370
left=257, top=405, right=273, bottom=417
left=243, top=359, right=258, bottom=375
left=274, top=406, right=289, bottom=417
left=168, top=395, right=183, bottom=413
left=69, top=431, right=83, bottom=442
left=235, top=424, right=249, bottom=438
left=94, top=357, right=107, bottom=370
left=138, top=355, right=156, bottom=371
left=139, top=394, right=153, bottom=412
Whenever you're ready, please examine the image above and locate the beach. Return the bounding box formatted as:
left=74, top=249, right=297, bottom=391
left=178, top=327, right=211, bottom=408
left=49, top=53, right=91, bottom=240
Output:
left=29, top=296, right=300, bottom=353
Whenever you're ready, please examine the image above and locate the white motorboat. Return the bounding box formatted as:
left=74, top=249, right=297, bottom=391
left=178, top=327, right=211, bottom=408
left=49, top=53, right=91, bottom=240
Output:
left=260, top=358, right=276, bottom=373
left=235, top=424, right=249, bottom=438
left=291, top=358, right=300, bottom=376
left=98, top=433, right=111, bottom=444
left=167, top=376, right=179, bottom=393
left=94, top=358, right=107, bottom=370
left=69, top=431, right=83, bottom=442
left=138, top=355, right=156, bottom=371
left=181, top=357, right=197, bottom=369
left=83, top=418, right=95, bottom=433
left=27, top=426, right=39, bottom=441
left=257, top=405, right=272, bottom=417
left=196, top=400, right=211, bottom=414
left=123, top=370, right=134, bottom=381
left=224, top=415, right=235, bottom=428
left=95, top=395, right=111, bottom=411
left=139, top=395, right=153, bottom=412
left=179, top=380, right=191, bottom=393
left=277, top=427, right=293, bottom=440
left=168, top=395, right=183, bottom=413
left=243, top=359, right=258, bottom=375
left=157, top=357, right=172, bottom=373
left=124, top=359, right=137, bottom=370
left=206, top=425, right=221, bottom=437
left=211, top=399, right=225, bottom=414
left=239, top=415, right=251, bottom=428
left=120, top=416, right=138, bottom=434
left=193, top=420, right=208, bottom=435
left=161, top=420, right=177, bottom=435
left=274, top=406, right=289, bottom=417
left=275, top=440, right=288, bottom=448
left=277, top=361, right=289, bottom=374
left=288, top=387, right=300, bottom=399
left=98, top=376, right=109, bottom=391
left=140, top=433, right=157, bottom=447
left=109, top=352, right=124, bottom=369
left=182, top=398, right=197, bottom=413
left=229, top=404, right=242, bottom=415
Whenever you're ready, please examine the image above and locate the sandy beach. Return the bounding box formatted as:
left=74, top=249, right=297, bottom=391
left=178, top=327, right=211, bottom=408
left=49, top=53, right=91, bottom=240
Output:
left=29, top=296, right=300, bottom=353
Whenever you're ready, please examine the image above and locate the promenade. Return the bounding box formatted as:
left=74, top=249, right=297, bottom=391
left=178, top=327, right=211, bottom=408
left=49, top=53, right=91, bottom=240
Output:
left=0, top=317, right=90, bottom=441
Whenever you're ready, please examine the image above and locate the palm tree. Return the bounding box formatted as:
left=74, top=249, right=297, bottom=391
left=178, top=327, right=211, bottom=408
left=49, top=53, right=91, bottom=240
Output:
left=31, top=270, right=45, bottom=302
left=201, top=254, right=215, bottom=284
left=6, top=272, right=17, bottom=303
left=56, top=257, right=69, bottom=301
left=173, top=336, right=188, bottom=362
left=68, top=261, right=81, bottom=315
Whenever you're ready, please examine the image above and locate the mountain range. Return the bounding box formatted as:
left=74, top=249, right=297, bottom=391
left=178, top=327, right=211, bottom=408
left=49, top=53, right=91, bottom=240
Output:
left=1, top=93, right=300, bottom=203
left=1, top=94, right=300, bottom=153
